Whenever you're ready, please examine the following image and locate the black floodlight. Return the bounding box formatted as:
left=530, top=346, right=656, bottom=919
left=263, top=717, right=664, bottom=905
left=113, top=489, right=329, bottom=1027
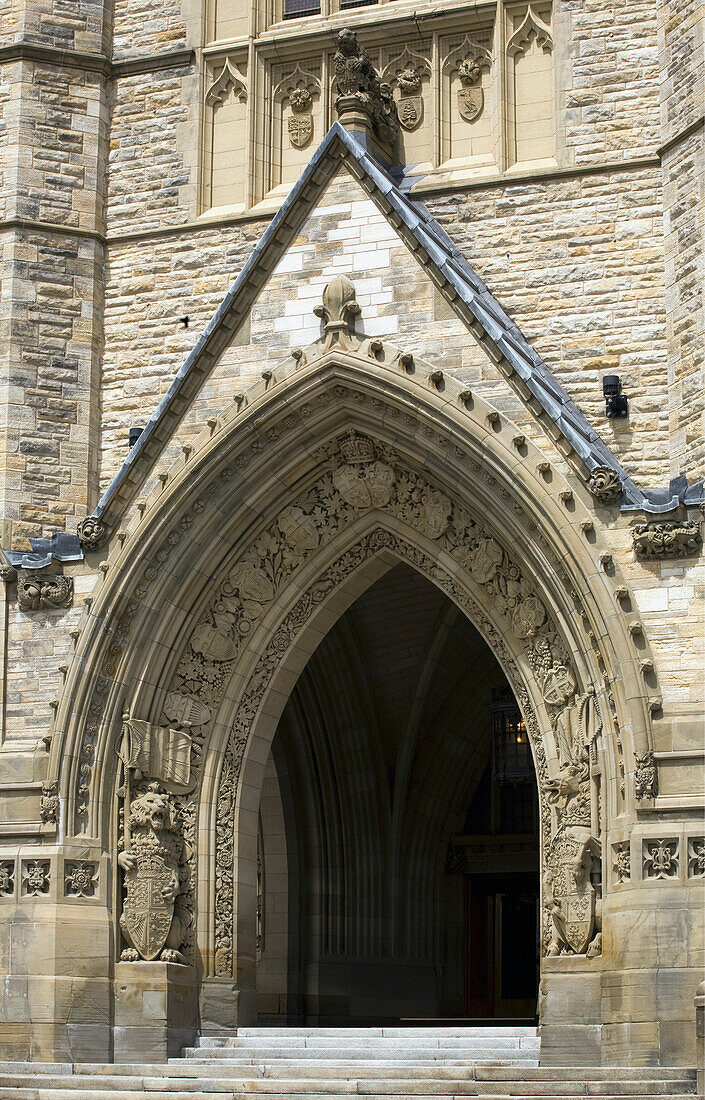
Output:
left=602, top=375, right=628, bottom=419
left=129, top=426, right=145, bottom=448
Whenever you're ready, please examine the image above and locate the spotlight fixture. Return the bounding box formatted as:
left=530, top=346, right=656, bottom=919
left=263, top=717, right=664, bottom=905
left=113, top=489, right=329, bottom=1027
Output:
left=128, top=426, right=145, bottom=448
left=602, top=375, right=628, bottom=419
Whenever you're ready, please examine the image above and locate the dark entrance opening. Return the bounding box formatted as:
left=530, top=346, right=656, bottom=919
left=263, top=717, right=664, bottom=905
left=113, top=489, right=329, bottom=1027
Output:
left=256, top=563, right=540, bottom=1023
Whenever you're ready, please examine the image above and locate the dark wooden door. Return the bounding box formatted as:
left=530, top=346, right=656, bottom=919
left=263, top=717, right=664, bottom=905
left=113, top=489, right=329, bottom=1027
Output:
left=465, top=873, right=539, bottom=1019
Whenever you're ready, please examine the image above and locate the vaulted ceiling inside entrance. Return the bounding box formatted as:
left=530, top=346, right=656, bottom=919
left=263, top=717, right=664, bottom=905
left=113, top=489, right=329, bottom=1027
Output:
left=276, top=561, right=508, bottom=827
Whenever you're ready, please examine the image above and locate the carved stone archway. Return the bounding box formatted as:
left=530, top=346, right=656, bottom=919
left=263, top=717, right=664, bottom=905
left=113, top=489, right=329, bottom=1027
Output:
left=49, top=346, right=661, bottom=1059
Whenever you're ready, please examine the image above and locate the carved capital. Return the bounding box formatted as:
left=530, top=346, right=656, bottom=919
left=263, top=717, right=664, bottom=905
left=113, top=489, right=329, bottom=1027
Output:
left=17, top=570, right=73, bottom=611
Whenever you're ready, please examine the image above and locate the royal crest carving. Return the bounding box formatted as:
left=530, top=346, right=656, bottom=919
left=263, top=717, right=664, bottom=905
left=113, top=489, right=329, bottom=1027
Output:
left=632, top=520, right=701, bottom=561
left=587, top=465, right=623, bottom=505
left=383, top=49, right=430, bottom=133
left=118, top=783, right=190, bottom=963
left=545, top=825, right=600, bottom=955
left=333, top=431, right=395, bottom=510
left=634, top=750, right=657, bottom=800
left=17, top=570, right=73, bottom=611
left=333, top=29, right=399, bottom=145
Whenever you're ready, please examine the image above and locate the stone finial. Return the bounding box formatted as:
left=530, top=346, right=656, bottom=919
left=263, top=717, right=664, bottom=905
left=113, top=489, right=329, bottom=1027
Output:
left=314, top=276, right=360, bottom=351
left=332, top=29, right=399, bottom=151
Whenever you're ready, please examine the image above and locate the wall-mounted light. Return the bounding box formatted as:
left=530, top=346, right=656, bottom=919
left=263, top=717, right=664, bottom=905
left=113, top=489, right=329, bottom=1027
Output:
left=603, top=375, right=628, bottom=419
left=128, top=427, right=145, bottom=448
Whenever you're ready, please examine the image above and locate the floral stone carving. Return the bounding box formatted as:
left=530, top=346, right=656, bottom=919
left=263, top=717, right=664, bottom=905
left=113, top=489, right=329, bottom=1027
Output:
left=118, top=783, right=190, bottom=963
left=333, top=29, right=399, bottom=145
left=587, top=465, right=623, bottom=505
left=77, top=515, right=108, bottom=551
left=632, top=520, right=701, bottom=561
left=0, top=860, right=15, bottom=896
left=17, top=570, right=73, bottom=611
left=22, top=860, right=50, bottom=897
left=643, top=838, right=678, bottom=880
left=65, top=860, right=98, bottom=898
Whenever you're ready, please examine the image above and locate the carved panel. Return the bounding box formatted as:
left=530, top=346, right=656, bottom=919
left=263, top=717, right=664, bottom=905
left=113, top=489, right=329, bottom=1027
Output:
left=65, top=860, right=98, bottom=898
left=22, top=859, right=50, bottom=897
left=0, top=859, right=15, bottom=898
left=687, top=837, right=705, bottom=878
left=612, top=841, right=630, bottom=884
left=632, top=521, right=702, bottom=561
left=17, top=571, right=73, bottom=611
left=441, top=32, right=493, bottom=165
left=643, top=838, right=679, bottom=880
left=507, top=4, right=555, bottom=166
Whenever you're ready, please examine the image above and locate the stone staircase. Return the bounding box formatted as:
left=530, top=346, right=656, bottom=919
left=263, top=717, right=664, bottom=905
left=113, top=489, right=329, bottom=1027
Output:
left=0, top=1027, right=698, bottom=1099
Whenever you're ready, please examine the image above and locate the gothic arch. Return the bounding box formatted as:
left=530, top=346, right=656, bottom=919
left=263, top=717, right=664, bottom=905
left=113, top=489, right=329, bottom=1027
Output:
left=48, top=346, right=662, bottom=1001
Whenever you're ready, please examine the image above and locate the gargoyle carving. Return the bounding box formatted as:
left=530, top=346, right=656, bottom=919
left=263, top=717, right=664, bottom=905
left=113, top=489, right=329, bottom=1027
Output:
left=333, top=29, right=399, bottom=145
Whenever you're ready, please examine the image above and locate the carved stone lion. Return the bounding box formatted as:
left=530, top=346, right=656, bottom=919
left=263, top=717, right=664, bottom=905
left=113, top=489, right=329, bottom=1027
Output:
left=118, top=783, right=190, bottom=964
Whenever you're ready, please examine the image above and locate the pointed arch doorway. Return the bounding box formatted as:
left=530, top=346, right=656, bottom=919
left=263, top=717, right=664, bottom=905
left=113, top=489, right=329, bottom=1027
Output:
left=255, top=560, right=540, bottom=1025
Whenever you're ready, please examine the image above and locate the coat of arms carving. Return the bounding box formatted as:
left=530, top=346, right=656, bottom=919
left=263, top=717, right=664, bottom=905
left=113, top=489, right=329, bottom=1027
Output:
left=457, top=57, right=485, bottom=122
left=545, top=824, right=601, bottom=955
left=288, top=87, right=313, bottom=149
left=333, top=432, right=395, bottom=510
left=118, top=783, right=190, bottom=963
left=396, top=66, right=423, bottom=132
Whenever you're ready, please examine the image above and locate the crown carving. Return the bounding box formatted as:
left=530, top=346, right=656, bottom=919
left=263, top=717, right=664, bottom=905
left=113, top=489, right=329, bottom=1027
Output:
left=339, top=430, right=377, bottom=465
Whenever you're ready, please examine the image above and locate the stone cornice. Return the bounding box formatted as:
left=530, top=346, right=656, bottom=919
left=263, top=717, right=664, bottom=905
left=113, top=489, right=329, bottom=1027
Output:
left=0, top=41, right=194, bottom=78
left=657, top=114, right=705, bottom=159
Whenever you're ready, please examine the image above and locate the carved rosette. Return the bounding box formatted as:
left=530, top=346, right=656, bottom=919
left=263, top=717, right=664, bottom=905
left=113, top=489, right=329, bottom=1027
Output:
left=587, top=465, right=623, bottom=505
left=77, top=515, right=108, bottom=552
left=632, top=520, right=702, bottom=561
left=17, top=571, right=73, bottom=611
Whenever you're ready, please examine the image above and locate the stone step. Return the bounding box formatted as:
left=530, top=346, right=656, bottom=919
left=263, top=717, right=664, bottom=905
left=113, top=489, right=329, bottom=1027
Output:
left=0, top=1091, right=696, bottom=1100
left=196, top=1038, right=539, bottom=1049
left=181, top=1049, right=541, bottom=1061
left=67, top=1064, right=697, bottom=1082
left=219, top=1029, right=539, bottom=1040
left=0, top=1075, right=697, bottom=1096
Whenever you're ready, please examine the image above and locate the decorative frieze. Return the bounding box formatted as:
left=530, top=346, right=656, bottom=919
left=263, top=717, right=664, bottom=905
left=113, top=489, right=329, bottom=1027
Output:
left=632, top=520, right=702, bottom=561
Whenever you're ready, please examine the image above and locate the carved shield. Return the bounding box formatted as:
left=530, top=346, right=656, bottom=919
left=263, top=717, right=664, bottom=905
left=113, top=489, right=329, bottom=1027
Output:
left=469, top=537, right=503, bottom=584
left=278, top=507, right=319, bottom=555
left=512, top=595, right=546, bottom=638
left=288, top=114, right=313, bottom=149
left=122, top=854, right=174, bottom=961
left=547, top=826, right=596, bottom=955
left=419, top=490, right=452, bottom=539
left=458, top=86, right=483, bottom=122
left=398, top=96, right=423, bottom=131
left=542, top=664, right=576, bottom=707
left=333, top=461, right=395, bottom=510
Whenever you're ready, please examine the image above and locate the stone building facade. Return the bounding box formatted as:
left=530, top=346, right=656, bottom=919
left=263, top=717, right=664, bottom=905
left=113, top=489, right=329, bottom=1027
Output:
left=0, top=0, right=703, bottom=1072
